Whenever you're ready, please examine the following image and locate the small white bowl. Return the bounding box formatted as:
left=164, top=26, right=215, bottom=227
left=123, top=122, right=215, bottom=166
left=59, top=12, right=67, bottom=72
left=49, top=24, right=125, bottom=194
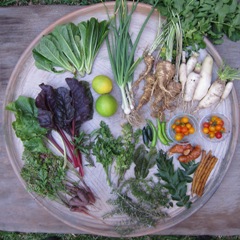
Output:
left=199, top=113, right=230, bottom=142
left=167, top=113, right=198, bottom=144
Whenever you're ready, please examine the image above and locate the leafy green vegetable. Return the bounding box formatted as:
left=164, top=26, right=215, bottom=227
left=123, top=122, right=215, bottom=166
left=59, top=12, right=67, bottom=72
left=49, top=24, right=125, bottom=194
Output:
left=156, top=0, right=240, bottom=50
left=91, top=121, right=141, bottom=185
left=155, top=150, right=199, bottom=208
left=21, top=150, right=66, bottom=200
left=35, top=78, right=94, bottom=177
left=133, top=145, right=157, bottom=179
left=33, top=18, right=109, bottom=76
left=5, top=96, right=48, bottom=153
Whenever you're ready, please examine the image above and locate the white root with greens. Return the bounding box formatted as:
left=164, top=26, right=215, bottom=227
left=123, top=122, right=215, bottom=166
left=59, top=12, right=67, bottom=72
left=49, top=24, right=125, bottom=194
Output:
left=193, top=54, right=213, bottom=101
left=179, top=51, right=187, bottom=93
left=196, top=65, right=240, bottom=110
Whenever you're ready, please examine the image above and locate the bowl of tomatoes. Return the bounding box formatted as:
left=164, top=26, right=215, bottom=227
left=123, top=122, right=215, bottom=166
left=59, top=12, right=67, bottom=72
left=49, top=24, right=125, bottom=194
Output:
left=199, top=113, right=230, bottom=142
left=167, top=113, right=198, bottom=143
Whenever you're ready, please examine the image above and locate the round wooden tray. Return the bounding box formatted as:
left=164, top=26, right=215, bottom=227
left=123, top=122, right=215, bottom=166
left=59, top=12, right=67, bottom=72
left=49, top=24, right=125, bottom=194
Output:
left=3, top=2, right=239, bottom=237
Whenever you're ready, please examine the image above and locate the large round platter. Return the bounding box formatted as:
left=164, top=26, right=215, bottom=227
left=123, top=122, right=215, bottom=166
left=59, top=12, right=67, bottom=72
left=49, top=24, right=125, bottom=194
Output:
left=3, top=2, right=239, bottom=237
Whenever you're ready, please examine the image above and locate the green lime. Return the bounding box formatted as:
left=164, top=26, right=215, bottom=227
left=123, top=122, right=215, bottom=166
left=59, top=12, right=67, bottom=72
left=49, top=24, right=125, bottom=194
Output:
left=92, top=75, right=113, bottom=94
left=95, top=94, right=118, bottom=117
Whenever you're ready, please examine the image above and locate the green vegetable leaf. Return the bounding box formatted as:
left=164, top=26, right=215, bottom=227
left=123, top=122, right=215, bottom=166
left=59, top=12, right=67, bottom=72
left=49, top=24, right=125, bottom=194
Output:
left=6, top=96, right=48, bottom=153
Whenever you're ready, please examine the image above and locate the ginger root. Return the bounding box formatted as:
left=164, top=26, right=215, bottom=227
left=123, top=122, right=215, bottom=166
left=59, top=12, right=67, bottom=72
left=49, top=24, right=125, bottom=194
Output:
left=178, top=145, right=202, bottom=163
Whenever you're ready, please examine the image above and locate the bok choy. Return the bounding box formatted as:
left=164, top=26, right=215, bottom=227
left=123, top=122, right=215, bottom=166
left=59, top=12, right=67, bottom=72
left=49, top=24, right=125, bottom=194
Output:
left=33, top=18, right=109, bottom=77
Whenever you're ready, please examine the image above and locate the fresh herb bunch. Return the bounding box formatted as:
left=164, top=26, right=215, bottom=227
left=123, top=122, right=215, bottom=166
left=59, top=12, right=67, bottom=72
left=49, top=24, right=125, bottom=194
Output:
left=91, top=121, right=141, bottom=185
left=155, top=0, right=240, bottom=50
left=155, top=150, right=199, bottom=208
left=21, top=150, right=66, bottom=200
left=33, top=18, right=109, bottom=76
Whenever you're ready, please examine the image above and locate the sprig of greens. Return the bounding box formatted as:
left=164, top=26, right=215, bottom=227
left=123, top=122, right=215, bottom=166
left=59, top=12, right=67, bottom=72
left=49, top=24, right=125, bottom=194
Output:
left=33, top=18, right=109, bottom=76
left=155, top=150, right=199, bottom=208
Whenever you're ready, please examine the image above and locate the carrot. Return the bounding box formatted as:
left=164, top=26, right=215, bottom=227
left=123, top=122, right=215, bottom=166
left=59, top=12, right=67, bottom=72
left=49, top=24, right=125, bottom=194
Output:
left=193, top=54, right=214, bottom=101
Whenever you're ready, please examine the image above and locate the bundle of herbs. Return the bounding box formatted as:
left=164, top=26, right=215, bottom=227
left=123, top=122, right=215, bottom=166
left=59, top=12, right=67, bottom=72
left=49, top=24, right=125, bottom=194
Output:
left=103, top=146, right=170, bottom=235
left=6, top=95, right=96, bottom=214
left=33, top=18, right=109, bottom=76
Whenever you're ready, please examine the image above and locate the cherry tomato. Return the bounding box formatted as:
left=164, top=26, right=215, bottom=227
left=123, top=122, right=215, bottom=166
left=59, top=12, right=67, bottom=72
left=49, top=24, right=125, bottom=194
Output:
left=217, top=119, right=224, bottom=126
left=208, top=132, right=215, bottom=138
left=186, top=123, right=192, bottom=129
left=215, top=132, right=222, bottom=139
left=181, top=117, right=189, bottom=124
left=202, top=127, right=209, bottom=134
left=209, top=125, right=216, bottom=132
left=189, top=127, right=195, bottom=134
left=175, top=126, right=182, bottom=133
left=211, top=116, right=218, bottom=122
left=175, top=133, right=184, bottom=141
left=203, top=122, right=210, bottom=128
left=181, top=126, right=189, bottom=134
left=172, top=124, right=176, bottom=129
left=175, top=119, right=181, bottom=125
left=215, top=124, right=222, bottom=131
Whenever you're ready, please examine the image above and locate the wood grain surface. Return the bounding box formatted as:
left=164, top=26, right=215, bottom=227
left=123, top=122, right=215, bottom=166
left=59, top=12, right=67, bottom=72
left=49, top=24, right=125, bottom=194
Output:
left=0, top=5, right=240, bottom=236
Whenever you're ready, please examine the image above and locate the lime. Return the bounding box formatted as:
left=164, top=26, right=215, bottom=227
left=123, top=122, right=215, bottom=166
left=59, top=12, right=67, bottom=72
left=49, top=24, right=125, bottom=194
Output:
left=92, top=75, right=113, bottom=94
left=95, top=94, right=118, bottom=117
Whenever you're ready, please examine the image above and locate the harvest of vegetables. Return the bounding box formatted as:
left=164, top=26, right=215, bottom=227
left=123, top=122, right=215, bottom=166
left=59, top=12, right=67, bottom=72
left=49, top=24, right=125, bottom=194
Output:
left=4, top=0, right=240, bottom=237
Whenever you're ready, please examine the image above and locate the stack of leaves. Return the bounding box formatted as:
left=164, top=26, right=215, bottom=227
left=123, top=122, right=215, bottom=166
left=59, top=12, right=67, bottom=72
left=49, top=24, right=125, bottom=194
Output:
left=33, top=18, right=109, bottom=76
left=155, top=150, right=199, bottom=208
left=155, top=0, right=240, bottom=50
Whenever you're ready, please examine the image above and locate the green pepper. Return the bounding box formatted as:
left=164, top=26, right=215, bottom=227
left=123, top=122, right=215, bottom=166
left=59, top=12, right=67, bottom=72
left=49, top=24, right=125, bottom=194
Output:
left=157, top=119, right=169, bottom=145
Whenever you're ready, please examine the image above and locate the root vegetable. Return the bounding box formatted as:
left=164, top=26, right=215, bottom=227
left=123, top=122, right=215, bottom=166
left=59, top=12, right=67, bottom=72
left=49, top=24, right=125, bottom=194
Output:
left=154, top=61, right=176, bottom=96
left=136, top=74, right=156, bottom=110
left=196, top=65, right=240, bottom=110
left=193, top=54, right=214, bottom=101
left=133, top=55, right=155, bottom=92
left=221, top=81, right=233, bottom=101
left=183, top=64, right=201, bottom=102
left=197, top=79, right=225, bottom=109
left=168, top=143, right=193, bottom=155
left=178, top=145, right=201, bottom=163
left=179, top=51, right=187, bottom=93
left=186, top=52, right=199, bottom=75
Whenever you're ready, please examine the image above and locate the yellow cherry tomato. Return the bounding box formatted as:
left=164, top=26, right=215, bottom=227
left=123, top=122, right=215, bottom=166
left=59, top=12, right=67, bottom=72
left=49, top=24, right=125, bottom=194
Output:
left=186, top=123, right=192, bottom=129
left=189, top=127, right=195, bottom=134
left=181, top=116, right=189, bottom=124
left=209, top=132, right=215, bottom=138
left=202, top=127, right=209, bottom=134
left=175, top=133, right=184, bottom=141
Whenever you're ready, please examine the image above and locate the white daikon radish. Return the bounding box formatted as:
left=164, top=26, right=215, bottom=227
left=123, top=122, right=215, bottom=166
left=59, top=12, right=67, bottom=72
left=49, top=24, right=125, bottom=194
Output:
left=179, top=51, right=187, bottom=93
left=186, top=51, right=199, bottom=75
left=220, top=81, right=233, bottom=101
left=193, top=54, right=213, bottom=101
left=196, top=65, right=240, bottom=110
left=184, top=63, right=201, bottom=102
left=197, top=80, right=225, bottom=109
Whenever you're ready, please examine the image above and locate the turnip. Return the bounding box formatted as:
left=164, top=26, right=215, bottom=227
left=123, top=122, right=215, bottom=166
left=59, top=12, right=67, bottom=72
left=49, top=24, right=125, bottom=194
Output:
left=183, top=63, right=201, bottom=102
left=186, top=51, right=199, bottom=75
left=193, top=54, right=213, bottom=101
left=196, top=65, right=240, bottom=110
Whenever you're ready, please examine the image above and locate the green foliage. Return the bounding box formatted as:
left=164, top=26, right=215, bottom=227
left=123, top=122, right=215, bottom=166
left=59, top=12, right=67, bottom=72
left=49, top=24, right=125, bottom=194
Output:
left=21, top=150, right=66, bottom=199
left=156, top=0, right=240, bottom=49
left=91, top=121, right=141, bottom=184
left=155, top=150, right=199, bottom=208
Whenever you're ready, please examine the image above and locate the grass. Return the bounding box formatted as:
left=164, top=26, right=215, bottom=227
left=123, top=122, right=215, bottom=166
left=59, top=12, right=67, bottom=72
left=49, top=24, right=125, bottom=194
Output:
left=1, top=233, right=240, bottom=240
